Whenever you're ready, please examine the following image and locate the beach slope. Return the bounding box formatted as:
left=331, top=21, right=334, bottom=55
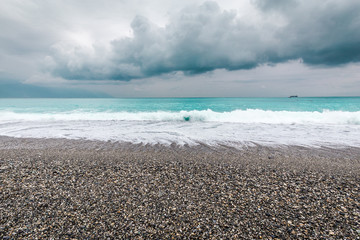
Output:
left=1, top=137, right=359, bottom=239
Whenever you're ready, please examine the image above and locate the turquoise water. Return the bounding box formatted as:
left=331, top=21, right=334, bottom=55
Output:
left=0, top=97, right=360, bottom=146
left=1, top=97, right=360, bottom=113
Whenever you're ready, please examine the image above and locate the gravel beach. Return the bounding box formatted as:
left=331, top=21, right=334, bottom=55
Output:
left=1, top=137, right=359, bottom=239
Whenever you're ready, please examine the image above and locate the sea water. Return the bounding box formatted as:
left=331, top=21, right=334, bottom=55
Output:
left=0, top=97, right=360, bottom=147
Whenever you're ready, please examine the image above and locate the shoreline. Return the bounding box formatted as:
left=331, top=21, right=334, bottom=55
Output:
left=1, top=136, right=360, bottom=174
left=1, top=136, right=359, bottom=238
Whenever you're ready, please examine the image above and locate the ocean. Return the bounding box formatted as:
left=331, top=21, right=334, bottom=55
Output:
left=0, top=97, right=360, bottom=147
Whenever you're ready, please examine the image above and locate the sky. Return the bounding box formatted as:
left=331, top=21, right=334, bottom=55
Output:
left=1, top=0, right=360, bottom=97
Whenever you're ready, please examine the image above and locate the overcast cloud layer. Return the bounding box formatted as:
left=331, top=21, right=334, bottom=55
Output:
left=1, top=0, right=360, bottom=97
left=46, top=0, right=360, bottom=81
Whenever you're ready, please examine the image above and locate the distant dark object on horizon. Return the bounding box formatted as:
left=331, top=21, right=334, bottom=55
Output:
left=289, top=95, right=298, bottom=98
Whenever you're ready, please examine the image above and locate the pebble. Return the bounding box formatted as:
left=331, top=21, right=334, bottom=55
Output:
left=0, top=137, right=359, bottom=239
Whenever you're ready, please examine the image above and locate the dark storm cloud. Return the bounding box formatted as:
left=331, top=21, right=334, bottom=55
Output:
left=266, top=0, right=360, bottom=66
left=47, top=0, right=360, bottom=81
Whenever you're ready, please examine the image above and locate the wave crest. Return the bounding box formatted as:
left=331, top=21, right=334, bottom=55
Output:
left=1, top=109, right=360, bottom=125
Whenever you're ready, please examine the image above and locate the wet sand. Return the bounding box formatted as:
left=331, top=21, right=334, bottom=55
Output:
left=1, top=136, right=359, bottom=239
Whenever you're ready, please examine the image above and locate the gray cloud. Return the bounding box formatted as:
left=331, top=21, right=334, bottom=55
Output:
left=41, top=0, right=360, bottom=80
left=253, top=0, right=298, bottom=11
left=269, top=0, right=360, bottom=65
left=1, top=0, right=359, bottom=98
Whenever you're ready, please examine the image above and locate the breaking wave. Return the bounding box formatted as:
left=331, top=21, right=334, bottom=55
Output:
left=0, top=109, right=360, bottom=125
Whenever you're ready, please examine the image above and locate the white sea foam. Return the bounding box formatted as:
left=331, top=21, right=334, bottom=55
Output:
left=1, top=109, right=360, bottom=125
left=1, top=109, right=360, bottom=147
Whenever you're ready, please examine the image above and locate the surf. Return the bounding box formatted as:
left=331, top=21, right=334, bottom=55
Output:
left=0, top=109, right=360, bottom=125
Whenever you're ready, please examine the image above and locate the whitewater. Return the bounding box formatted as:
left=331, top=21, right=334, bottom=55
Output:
left=0, top=98, right=360, bottom=147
